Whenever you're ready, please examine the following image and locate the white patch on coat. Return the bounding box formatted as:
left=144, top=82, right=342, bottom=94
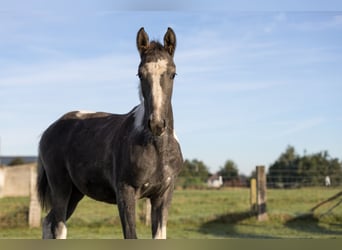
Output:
left=76, top=110, right=96, bottom=118
left=138, top=84, right=144, bottom=103
left=154, top=224, right=167, bottom=239
left=145, top=59, right=168, bottom=121
left=173, top=129, right=179, bottom=142
left=55, top=222, right=67, bottom=239
left=133, top=103, right=145, bottom=131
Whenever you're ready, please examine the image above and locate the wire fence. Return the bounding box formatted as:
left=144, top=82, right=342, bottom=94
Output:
left=216, top=168, right=342, bottom=189
left=266, top=168, right=342, bottom=188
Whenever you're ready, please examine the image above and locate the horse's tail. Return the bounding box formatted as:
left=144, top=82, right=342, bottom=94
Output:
left=37, top=155, right=52, bottom=211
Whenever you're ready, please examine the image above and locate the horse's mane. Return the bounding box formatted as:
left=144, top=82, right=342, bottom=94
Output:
left=144, top=41, right=166, bottom=55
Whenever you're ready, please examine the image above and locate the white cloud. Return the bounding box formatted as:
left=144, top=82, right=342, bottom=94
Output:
left=263, top=12, right=287, bottom=33
left=275, top=12, right=287, bottom=22
left=0, top=53, right=137, bottom=87
left=178, top=80, right=284, bottom=95
left=275, top=118, right=326, bottom=137
left=293, top=14, right=342, bottom=31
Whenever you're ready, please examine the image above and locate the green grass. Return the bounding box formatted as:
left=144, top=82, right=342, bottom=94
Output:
left=0, top=187, right=341, bottom=239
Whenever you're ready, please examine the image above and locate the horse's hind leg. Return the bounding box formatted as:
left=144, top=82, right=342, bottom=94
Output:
left=66, top=187, right=84, bottom=220
left=43, top=210, right=68, bottom=239
left=42, top=180, right=73, bottom=239
left=43, top=185, right=84, bottom=239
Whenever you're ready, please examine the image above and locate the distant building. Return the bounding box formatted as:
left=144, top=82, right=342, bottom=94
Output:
left=207, top=175, right=223, bottom=188
left=325, top=176, right=331, bottom=187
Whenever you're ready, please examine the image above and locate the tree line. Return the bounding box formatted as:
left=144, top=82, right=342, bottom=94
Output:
left=267, top=146, right=342, bottom=188
left=178, top=145, right=342, bottom=189
left=177, top=159, right=243, bottom=189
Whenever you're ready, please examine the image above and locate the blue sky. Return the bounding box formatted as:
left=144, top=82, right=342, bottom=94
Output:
left=1, top=1, right=342, bottom=175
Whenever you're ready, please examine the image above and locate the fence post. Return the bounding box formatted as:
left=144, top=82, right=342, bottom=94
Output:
left=250, top=178, right=257, bottom=213
left=0, top=167, right=4, bottom=198
left=145, top=198, right=151, bottom=226
left=256, top=166, right=268, bottom=221
left=29, top=164, right=41, bottom=228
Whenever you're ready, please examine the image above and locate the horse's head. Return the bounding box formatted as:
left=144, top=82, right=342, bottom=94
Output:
left=136, top=27, right=177, bottom=136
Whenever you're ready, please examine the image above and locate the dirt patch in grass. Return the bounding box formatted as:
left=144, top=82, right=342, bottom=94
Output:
left=0, top=205, right=28, bottom=228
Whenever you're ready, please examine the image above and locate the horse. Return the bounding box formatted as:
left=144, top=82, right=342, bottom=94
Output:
left=37, top=27, right=183, bottom=239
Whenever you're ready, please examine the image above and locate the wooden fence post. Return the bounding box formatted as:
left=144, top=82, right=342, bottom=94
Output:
left=145, top=198, right=151, bottom=226
left=250, top=178, right=257, bottom=213
left=0, top=167, right=4, bottom=198
left=256, top=166, right=268, bottom=221
left=29, top=164, right=41, bottom=228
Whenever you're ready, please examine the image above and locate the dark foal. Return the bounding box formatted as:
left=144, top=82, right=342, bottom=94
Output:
left=37, top=27, right=183, bottom=239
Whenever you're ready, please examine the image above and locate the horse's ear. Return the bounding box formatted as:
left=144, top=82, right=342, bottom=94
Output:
left=164, top=27, right=176, bottom=57
left=137, top=27, right=149, bottom=57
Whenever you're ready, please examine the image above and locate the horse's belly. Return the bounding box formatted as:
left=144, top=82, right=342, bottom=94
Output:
left=86, top=189, right=117, bottom=204
left=69, top=167, right=117, bottom=204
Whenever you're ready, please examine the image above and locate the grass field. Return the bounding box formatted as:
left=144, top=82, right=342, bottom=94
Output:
left=0, top=187, right=341, bottom=239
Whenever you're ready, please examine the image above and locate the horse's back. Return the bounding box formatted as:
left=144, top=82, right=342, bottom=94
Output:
left=39, top=111, right=114, bottom=159
left=60, top=110, right=113, bottom=120
left=40, top=110, right=122, bottom=149
left=38, top=110, right=130, bottom=204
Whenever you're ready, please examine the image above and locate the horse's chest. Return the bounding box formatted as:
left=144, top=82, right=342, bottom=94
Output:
left=128, top=142, right=180, bottom=188
left=132, top=154, right=174, bottom=183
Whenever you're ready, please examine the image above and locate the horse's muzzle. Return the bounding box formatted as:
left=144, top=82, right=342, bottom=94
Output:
left=148, top=118, right=166, bottom=136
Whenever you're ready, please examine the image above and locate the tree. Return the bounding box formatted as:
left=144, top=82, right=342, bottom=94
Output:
left=298, top=151, right=342, bottom=186
left=327, top=157, right=342, bottom=185
left=268, top=145, right=300, bottom=187
left=178, top=159, right=211, bottom=189
left=268, top=146, right=342, bottom=187
left=179, top=159, right=210, bottom=182
left=8, top=157, right=25, bottom=166
left=218, top=160, right=239, bottom=182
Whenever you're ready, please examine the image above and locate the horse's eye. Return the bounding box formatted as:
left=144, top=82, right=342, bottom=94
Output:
left=170, top=73, right=177, bottom=80
left=137, top=73, right=143, bottom=79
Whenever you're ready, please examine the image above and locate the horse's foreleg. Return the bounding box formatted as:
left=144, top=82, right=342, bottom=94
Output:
left=151, top=187, right=174, bottom=239
left=117, top=184, right=137, bottom=239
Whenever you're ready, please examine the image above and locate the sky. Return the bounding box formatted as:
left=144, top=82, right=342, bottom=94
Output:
left=1, top=1, right=342, bottom=175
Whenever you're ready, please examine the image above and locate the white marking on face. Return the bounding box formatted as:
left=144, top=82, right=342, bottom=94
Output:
left=133, top=103, right=145, bottom=131
left=145, top=59, right=168, bottom=121
left=55, top=222, right=67, bottom=239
